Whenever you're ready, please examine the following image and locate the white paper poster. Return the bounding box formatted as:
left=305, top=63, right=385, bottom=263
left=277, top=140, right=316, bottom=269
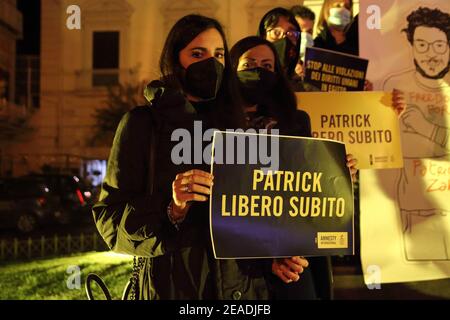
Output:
left=359, top=0, right=450, bottom=284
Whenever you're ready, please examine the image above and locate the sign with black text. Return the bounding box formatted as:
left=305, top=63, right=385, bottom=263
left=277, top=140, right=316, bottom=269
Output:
left=304, top=47, right=369, bottom=91
left=209, top=132, right=354, bottom=259
left=297, top=91, right=404, bottom=169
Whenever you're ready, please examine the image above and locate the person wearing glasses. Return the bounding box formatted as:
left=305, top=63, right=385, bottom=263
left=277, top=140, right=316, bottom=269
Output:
left=258, top=7, right=300, bottom=74
left=383, top=7, right=450, bottom=261
left=257, top=7, right=318, bottom=92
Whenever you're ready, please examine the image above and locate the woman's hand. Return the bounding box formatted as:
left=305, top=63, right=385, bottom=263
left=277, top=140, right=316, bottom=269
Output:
left=392, top=89, right=407, bottom=116
left=272, top=256, right=309, bottom=284
left=364, top=80, right=374, bottom=91
left=295, top=61, right=305, bottom=78
left=171, top=169, right=214, bottom=220
left=346, top=154, right=358, bottom=182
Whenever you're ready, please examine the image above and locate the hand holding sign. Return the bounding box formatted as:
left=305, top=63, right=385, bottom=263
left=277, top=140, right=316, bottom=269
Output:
left=210, top=132, right=355, bottom=258
left=392, top=89, right=406, bottom=116
left=171, top=169, right=214, bottom=221
left=272, top=256, right=309, bottom=284
left=346, top=154, right=358, bottom=182
left=364, top=80, right=374, bottom=91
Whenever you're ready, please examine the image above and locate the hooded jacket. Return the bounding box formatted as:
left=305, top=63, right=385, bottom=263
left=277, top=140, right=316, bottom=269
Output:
left=92, top=81, right=269, bottom=300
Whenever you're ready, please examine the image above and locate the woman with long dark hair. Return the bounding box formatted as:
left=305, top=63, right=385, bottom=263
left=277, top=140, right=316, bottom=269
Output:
left=231, top=37, right=303, bottom=132
left=231, top=36, right=358, bottom=300
left=92, top=15, right=268, bottom=300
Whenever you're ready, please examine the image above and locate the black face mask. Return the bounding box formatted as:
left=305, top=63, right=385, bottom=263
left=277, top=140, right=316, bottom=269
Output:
left=272, top=38, right=298, bottom=74
left=237, top=68, right=278, bottom=105
left=182, top=57, right=224, bottom=100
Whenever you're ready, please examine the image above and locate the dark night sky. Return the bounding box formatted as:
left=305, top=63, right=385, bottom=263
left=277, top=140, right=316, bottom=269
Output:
left=16, top=0, right=41, bottom=55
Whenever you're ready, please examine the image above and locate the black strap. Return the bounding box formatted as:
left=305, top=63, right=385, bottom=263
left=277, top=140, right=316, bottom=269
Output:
left=131, top=108, right=158, bottom=300
left=85, top=273, right=112, bottom=300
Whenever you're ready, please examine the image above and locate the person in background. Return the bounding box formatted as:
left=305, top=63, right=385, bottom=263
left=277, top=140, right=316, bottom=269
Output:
left=257, top=7, right=317, bottom=91
left=291, top=5, right=316, bottom=35
left=315, top=0, right=358, bottom=56
left=231, top=36, right=359, bottom=300
left=291, top=5, right=316, bottom=77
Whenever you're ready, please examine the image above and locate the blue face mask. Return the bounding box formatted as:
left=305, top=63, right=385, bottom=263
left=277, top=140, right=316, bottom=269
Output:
left=327, top=7, right=352, bottom=29
left=299, top=32, right=314, bottom=61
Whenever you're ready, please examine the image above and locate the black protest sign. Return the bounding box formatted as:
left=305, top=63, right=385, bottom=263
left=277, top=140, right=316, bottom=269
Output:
left=304, top=47, right=369, bottom=91
left=210, top=131, right=354, bottom=259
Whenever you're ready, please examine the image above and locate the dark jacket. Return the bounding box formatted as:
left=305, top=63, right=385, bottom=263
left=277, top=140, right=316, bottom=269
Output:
left=247, top=107, right=334, bottom=300
left=314, top=15, right=359, bottom=56
left=92, top=81, right=269, bottom=300
left=290, top=79, right=320, bottom=93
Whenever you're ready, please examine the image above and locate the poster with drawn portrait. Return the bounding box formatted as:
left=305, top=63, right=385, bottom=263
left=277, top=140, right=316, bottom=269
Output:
left=359, top=0, right=450, bottom=284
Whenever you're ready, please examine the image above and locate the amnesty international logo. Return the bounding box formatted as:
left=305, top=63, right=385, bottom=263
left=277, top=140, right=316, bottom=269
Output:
left=317, top=232, right=348, bottom=249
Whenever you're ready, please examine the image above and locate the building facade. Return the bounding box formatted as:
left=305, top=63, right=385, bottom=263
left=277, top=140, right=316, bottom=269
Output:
left=0, top=0, right=22, bottom=104
left=3, top=0, right=359, bottom=178
left=0, top=0, right=23, bottom=176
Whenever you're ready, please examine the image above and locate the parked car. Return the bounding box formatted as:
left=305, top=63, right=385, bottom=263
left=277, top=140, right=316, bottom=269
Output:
left=23, top=173, right=95, bottom=225
left=0, top=178, right=59, bottom=233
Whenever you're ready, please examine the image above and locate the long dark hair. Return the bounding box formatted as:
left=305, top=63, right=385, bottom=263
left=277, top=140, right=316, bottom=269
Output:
left=230, top=36, right=297, bottom=127
left=159, top=14, right=244, bottom=129
left=257, top=7, right=302, bottom=78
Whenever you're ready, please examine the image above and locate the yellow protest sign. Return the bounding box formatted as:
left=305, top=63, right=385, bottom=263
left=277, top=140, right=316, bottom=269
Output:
left=297, top=91, right=403, bottom=169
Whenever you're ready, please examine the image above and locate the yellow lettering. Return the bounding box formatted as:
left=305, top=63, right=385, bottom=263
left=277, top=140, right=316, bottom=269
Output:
left=311, top=197, right=321, bottom=217
left=250, top=196, right=260, bottom=216
left=336, top=198, right=345, bottom=217
left=261, top=196, right=272, bottom=217
left=289, top=196, right=298, bottom=217
left=313, top=173, right=323, bottom=193
left=273, top=196, right=283, bottom=217
left=299, top=197, right=310, bottom=217
left=302, top=172, right=312, bottom=192
left=239, top=195, right=249, bottom=216
left=274, top=171, right=283, bottom=191
left=284, top=171, right=294, bottom=191
left=264, top=172, right=274, bottom=191
left=222, top=195, right=230, bottom=216
left=253, top=170, right=264, bottom=191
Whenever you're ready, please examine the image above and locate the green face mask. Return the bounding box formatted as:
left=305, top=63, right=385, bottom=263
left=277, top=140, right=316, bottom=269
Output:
left=237, top=68, right=278, bottom=105
left=271, top=38, right=298, bottom=73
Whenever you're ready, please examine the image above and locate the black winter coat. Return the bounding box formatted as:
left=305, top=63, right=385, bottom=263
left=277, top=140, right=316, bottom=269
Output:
left=92, top=81, right=270, bottom=300
left=246, top=107, right=334, bottom=301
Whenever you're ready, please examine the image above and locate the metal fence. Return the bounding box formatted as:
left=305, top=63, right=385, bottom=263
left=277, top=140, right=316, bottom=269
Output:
left=0, top=232, right=108, bottom=261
